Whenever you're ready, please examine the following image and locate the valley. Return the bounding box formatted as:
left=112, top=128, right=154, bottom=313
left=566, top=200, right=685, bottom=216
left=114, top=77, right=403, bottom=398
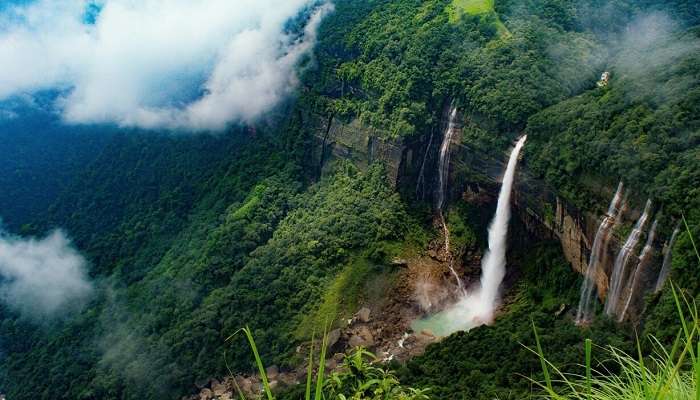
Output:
left=0, top=0, right=697, bottom=399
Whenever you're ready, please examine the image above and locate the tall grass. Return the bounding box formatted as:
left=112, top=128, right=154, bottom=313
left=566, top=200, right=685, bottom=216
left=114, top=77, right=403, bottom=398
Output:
left=227, top=325, right=330, bottom=400
left=532, top=218, right=700, bottom=400
left=227, top=326, right=430, bottom=399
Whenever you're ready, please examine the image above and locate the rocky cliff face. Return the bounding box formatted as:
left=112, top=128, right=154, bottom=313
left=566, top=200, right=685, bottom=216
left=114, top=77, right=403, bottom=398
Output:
left=310, top=114, right=407, bottom=186
left=308, top=111, right=653, bottom=308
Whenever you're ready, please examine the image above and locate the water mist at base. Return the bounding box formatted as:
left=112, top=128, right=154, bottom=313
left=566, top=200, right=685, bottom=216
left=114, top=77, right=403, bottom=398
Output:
left=412, top=136, right=527, bottom=337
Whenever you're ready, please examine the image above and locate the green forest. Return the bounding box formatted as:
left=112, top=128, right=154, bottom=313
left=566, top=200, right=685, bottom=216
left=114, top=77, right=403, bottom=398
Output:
left=0, top=0, right=698, bottom=399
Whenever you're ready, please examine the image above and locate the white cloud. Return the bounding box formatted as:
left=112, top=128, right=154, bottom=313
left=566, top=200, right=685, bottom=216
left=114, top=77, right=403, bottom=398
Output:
left=0, top=0, right=332, bottom=131
left=0, top=229, right=93, bottom=318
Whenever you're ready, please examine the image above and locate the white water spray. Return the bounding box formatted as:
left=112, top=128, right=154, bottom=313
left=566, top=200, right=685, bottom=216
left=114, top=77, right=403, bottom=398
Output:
left=412, top=136, right=527, bottom=336
left=655, top=223, right=680, bottom=293
left=605, top=199, right=652, bottom=317
left=575, top=181, right=625, bottom=324
left=435, top=105, right=464, bottom=293
left=475, top=135, right=528, bottom=322
left=619, top=218, right=658, bottom=321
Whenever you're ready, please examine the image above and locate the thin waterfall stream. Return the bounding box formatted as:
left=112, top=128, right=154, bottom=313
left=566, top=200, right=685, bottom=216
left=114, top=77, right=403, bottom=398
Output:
left=575, top=182, right=625, bottom=324
left=655, top=223, right=680, bottom=293
left=605, top=199, right=653, bottom=317
left=619, top=218, right=658, bottom=321
left=435, top=105, right=464, bottom=294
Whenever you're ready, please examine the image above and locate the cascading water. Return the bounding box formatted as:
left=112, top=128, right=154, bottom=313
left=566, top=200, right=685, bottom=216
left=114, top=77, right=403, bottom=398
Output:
left=474, top=135, right=527, bottom=322
left=575, top=182, right=625, bottom=324
left=415, top=127, right=435, bottom=199
left=619, top=218, right=658, bottom=321
left=604, top=199, right=653, bottom=317
left=655, top=223, right=680, bottom=293
left=412, top=136, right=527, bottom=336
left=435, top=105, right=464, bottom=294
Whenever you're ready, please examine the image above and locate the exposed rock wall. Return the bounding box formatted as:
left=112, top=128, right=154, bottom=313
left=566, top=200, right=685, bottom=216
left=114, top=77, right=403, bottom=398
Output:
left=308, top=111, right=646, bottom=304
left=310, top=114, right=406, bottom=186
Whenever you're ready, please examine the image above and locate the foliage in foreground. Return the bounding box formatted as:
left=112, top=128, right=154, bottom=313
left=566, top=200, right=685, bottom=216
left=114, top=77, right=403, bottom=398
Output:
left=534, top=284, right=700, bottom=400
left=235, top=327, right=430, bottom=400
left=534, top=221, right=700, bottom=400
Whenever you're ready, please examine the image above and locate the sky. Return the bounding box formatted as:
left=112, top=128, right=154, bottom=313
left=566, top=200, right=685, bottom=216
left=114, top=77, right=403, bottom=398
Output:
left=0, top=0, right=332, bottom=131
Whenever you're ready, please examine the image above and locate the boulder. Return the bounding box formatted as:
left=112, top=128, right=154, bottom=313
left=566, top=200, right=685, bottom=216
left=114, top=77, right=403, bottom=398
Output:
left=391, top=258, right=408, bottom=267
left=348, top=325, right=374, bottom=348
left=265, top=365, right=279, bottom=380
left=357, top=307, right=371, bottom=322
left=212, top=382, right=227, bottom=396
left=327, top=329, right=341, bottom=348
left=236, top=376, right=253, bottom=394
left=199, top=388, right=213, bottom=400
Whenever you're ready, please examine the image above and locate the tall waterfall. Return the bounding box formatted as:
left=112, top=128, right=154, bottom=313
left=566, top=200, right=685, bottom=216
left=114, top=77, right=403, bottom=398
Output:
left=411, top=136, right=527, bottom=335
left=605, top=199, right=653, bottom=317
left=435, top=105, right=464, bottom=293
left=655, top=223, right=680, bottom=293
left=475, top=135, right=528, bottom=322
left=575, top=182, right=625, bottom=324
left=619, top=218, right=658, bottom=321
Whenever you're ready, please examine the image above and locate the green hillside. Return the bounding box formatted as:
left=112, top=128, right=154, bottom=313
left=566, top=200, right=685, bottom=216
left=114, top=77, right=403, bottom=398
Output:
left=0, top=0, right=698, bottom=399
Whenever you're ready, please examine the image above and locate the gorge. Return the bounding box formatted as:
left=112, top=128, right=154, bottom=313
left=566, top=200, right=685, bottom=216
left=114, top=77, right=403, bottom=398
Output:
left=0, top=1, right=697, bottom=400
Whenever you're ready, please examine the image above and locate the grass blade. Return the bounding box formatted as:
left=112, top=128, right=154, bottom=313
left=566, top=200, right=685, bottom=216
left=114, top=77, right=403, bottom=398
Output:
left=682, top=214, right=700, bottom=263
left=314, top=323, right=330, bottom=400
left=585, top=338, right=592, bottom=400
left=306, top=331, right=315, bottom=400
left=227, top=327, right=274, bottom=400
left=532, top=320, right=555, bottom=396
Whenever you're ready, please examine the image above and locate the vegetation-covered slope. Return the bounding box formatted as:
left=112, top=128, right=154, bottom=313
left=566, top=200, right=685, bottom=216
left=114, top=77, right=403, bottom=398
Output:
left=0, top=0, right=698, bottom=399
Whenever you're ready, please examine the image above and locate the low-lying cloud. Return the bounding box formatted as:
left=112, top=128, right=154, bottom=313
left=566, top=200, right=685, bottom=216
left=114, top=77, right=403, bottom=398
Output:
left=0, top=229, right=93, bottom=319
left=615, top=13, right=699, bottom=77
left=0, top=0, right=333, bottom=131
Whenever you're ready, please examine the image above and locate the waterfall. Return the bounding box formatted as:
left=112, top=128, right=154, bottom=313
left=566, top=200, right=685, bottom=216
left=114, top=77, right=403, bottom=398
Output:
left=655, top=224, right=680, bottom=293
left=575, top=181, right=625, bottom=324
left=619, top=218, right=658, bottom=321
left=604, top=199, right=653, bottom=317
left=475, top=135, right=527, bottom=322
left=435, top=105, right=464, bottom=293
left=415, top=127, right=435, bottom=200
left=411, top=136, right=527, bottom=336
left=436, top=105, right=458, bottom=211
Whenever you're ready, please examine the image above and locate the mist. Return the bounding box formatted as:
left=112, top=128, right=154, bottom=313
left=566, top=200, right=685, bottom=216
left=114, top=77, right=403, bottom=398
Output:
left=0, top=0, right=333, bottom=131
left=613, top=12, right=700, bottom=102
left=0, top=229, right=93, bottom=319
